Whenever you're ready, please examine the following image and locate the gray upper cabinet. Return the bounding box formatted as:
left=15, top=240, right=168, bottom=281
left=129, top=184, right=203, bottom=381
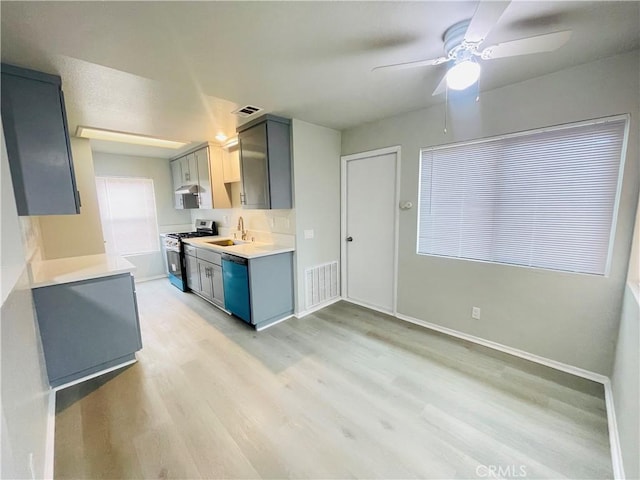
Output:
left=195, top=147, right=212, bottom=209
left=1, top=63, right=80, bottom=216
left=237, top=114, right=292, bottom=209
left=170, top=144, right=231, bottom=210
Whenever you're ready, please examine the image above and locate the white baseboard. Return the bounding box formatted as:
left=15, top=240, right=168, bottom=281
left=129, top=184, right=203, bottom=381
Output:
left=604, top=379, right=626, bottom=480
left=52, top=358, right=137, bottom=392
left=341, top=297, right=395, bottom=316
left=395, top=312, right=608, bottom=384
left=44, top=391, right=55, bottom=480
left=296, top=297, right=342, bottom=319
left=392, top=311, right=624, bottom=479
left=255, top=314, right=294, bottom=331
left=134, top=274, right=167, bottom=283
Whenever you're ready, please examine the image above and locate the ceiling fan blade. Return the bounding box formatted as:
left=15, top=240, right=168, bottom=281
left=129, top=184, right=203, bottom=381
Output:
left=464, top=1, right=510, bottom=43
left=482, top=30, right=572, bottom=60
left=431, top=74, right=447, bottom=96
left=372, top=56, right=448, bottom=73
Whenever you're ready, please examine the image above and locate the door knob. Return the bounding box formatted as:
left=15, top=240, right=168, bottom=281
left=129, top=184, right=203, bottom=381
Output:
left=346, top=236, right=353, bottom=242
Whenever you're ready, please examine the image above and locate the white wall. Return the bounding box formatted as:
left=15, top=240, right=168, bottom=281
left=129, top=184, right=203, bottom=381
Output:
left=38, top=137, right=105, bottom=259
left=342, top=51, right=640, bottom=375
left=611, top=199, right=640, bottom=479
left=1, top=128, right=50, bottom=479
left=291, top=120, right=342, bottom=313
left=92, top=152, right=193, bottom=279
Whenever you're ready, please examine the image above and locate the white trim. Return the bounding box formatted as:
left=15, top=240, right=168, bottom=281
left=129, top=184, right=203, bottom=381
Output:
left=134, top=274, right=167, bottom=283
left=309, top=298, right=626, bottom=480
left=296, top=296, right=343, bottom=319
left=605, top=115, right=631, bottom=277
left=52, top=358, right=137, bottom=392
left=423, top=113, right=630, bottom=153
left=44, top=391, right=56, bottom=480
left=395, top=312, right=608, bottom=384
left=341, top=145, right=401, bottom=162
left=255, top=314, right=294, bottom=332
left=604, top=379, right=626, bottom=480
left=340, top=145, right=401, bottom=315
left=342, top=297, right=394, bottom=316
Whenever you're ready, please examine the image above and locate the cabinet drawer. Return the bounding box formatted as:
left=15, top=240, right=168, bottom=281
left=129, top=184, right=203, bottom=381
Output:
left=196, top=248, right=221, bottom=266
left=184, top=244, right=197, bottom=257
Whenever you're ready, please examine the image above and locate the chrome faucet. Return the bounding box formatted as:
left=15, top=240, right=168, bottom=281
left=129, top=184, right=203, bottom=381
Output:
left=237, top=216, right=247, bottom=241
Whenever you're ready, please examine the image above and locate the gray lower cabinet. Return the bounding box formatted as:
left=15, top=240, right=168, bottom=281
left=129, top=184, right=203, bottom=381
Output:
left=186, top=246, right=224, bottom=307
left=32, top=273, right=142, bottom=387
left=247, top=252, right=294, bottom=328
left=185, top=253, right=200, bottom=292
left=1, top=63, right=80, bottom=216
left=184, top=245, right=293, bottom=329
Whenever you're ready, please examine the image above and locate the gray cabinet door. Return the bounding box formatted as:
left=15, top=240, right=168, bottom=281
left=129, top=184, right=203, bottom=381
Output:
left=239, top=122, right=270, bottom=209
left=183, top=153, right=197, bottom=184
left=198, top=259, right=214, bottom=300
left=1, top=64, right=80, bottom=215
left=211, top=264, right=225, bottom=307
left=248, top=252, right=294, bottom=327
left=33, top=273, right=142, bottom=387
left=195, top=147, right=212, bottom=209
left=171, top=160, right=183, bottom=209
left=185, top=254, right=200, bottom=293
left=237, top=115, right=292, bottom=210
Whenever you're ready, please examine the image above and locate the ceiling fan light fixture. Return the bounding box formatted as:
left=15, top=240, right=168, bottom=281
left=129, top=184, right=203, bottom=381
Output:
left=446, top=59, right=481, bottom=91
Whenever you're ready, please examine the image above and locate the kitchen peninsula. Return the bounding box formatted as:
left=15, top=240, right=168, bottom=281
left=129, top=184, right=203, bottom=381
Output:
left=30, top=254, right=142, bottom=388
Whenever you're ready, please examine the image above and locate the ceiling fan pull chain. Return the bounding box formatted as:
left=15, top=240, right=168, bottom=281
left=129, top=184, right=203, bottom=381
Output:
left=444, top=86, right=449, bottom=134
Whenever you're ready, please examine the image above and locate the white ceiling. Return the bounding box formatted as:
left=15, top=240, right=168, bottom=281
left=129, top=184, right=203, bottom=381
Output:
left=2, top=1, right=639, bottom=158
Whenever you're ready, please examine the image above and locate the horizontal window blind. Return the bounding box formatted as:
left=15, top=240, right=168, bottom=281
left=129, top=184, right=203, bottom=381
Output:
left=96, top=177, right=160, bottom=256
left=418, top=117, right=627, bottom=275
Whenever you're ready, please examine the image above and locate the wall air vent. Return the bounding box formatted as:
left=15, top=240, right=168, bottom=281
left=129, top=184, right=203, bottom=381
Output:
left=305, top=261, right=339, bottom=310
left=232, top=105, right=263, bottom=118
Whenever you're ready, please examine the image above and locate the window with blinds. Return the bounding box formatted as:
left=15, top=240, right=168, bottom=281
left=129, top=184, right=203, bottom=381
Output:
left=417, top=116, right=628, bottom=275
left=95, top=177, right=160, bottom=256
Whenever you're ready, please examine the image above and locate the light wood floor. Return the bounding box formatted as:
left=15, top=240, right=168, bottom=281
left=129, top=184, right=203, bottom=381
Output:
left=55, top=279, right=613, bottom=479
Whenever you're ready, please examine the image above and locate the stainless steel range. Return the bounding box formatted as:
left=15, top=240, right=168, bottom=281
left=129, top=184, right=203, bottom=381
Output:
left=165, top=219, right=217, bottom=291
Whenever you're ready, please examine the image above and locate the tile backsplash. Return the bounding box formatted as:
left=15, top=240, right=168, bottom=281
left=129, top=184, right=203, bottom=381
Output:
left=191, top=208, right=296, bottom=248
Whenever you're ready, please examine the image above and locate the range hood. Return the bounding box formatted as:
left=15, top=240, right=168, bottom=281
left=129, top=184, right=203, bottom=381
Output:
left=175, top=184, right=200, bottom=194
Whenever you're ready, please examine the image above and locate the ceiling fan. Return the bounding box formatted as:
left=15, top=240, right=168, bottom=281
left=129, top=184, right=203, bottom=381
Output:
left=372, top=1, right=572, bottom=96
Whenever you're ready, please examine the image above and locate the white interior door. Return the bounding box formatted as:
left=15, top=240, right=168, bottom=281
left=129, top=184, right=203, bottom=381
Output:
left=343, top=149, right=398, bottom=313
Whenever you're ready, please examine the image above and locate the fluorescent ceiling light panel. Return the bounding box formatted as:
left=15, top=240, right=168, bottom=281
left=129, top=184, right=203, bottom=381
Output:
left=76, top=126, right=187, bottom=149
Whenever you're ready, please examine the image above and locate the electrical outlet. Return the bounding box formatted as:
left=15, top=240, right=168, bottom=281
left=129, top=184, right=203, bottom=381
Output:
left=223, top=215, right=229, bottom=226
left=472, top=307, right=481, bottom=320
left=304, top=229, right=314, bottom=239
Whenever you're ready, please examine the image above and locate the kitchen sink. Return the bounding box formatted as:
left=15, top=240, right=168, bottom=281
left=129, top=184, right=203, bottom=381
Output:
left=206, top=239, right=244, bottom=247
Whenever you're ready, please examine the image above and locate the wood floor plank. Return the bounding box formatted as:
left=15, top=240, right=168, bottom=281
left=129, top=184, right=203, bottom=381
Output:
left=54, top=279, right=613, bottom=479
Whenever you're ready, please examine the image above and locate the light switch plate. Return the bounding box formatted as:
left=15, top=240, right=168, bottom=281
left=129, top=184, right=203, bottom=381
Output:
left=304, top=229, right=314, bottom=239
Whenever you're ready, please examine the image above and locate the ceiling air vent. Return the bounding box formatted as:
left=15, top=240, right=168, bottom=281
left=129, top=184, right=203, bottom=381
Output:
left=232, top=105, right=263, bottom=118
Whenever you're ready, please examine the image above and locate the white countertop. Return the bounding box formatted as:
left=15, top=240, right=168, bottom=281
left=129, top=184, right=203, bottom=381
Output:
left=30, top=254, right=136, bottom=289
left=182, top=236, right=294, bottom=259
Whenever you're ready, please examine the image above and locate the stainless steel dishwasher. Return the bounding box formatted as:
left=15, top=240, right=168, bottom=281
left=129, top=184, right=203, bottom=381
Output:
left=221, top=253, right=251, bottom=324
